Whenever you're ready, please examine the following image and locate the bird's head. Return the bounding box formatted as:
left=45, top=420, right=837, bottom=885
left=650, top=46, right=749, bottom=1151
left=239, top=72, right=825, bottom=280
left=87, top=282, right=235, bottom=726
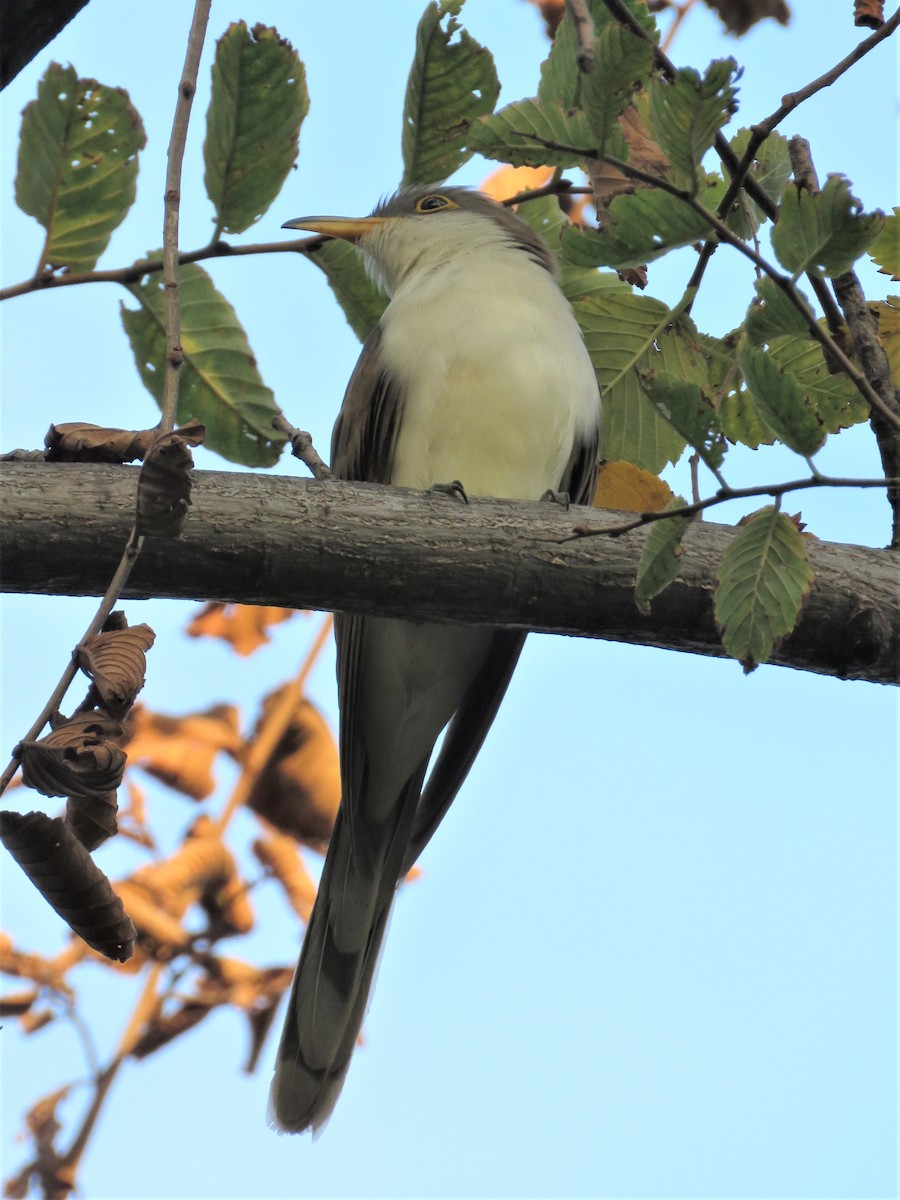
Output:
left=282, top=185, right=556, bottom=295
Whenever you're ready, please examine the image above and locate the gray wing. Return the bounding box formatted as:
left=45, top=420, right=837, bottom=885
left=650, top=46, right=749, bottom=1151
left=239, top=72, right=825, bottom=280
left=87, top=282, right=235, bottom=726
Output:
left=330, top=325, right=408, bottom=850
left=331, top=324, right=402, bottom=484
left=401, top=422, right=600, bottom=873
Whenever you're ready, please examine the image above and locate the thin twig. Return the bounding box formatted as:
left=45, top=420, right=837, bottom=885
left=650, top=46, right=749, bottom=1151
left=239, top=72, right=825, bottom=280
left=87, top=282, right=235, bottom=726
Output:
left=0, top=237, right=324, bottom=303
left=160, top=0, right=211, bottom=434
left=212, top=615, right=334, bottom=836
left=565, top=0, right=596, bottom=73
left=569, top=474, right=899, bottom=539
left=512, top=125, right=900, bottom=433
left=272, top=416, right=336, bottom=481
left=788, top=136, right=900, bottom=545
left=598, top=0, right=895, bottom=334
left=659, top=0, right=699, bottom=54
left=0, top=7, right=214, bottom=805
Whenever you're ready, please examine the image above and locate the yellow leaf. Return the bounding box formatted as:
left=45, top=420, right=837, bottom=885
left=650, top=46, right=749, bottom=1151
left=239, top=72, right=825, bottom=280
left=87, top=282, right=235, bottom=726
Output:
left=479, top=163, right=555, bottom=202
left=593, top=460, right=675, bottom=513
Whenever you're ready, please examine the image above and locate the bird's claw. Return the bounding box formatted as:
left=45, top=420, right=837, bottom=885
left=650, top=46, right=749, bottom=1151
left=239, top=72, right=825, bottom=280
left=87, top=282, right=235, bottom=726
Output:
left=431, top=479, right=469, bottom=504
left=541, top=488, right=570, bottom=509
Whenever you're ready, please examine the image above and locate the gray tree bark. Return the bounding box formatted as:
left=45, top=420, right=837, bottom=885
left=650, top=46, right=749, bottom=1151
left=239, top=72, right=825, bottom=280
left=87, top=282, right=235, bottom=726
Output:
left=1, top=461, right=897, bottom=685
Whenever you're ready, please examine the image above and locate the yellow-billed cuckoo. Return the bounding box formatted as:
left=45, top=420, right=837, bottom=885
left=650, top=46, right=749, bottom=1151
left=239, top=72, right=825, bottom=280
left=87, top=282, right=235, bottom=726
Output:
left=270, top=186, right=601, bottom=1133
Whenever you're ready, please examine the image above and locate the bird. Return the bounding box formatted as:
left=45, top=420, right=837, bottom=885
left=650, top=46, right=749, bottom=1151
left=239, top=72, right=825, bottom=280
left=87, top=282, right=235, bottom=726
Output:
left=270, top=185, right=601, bottom=1133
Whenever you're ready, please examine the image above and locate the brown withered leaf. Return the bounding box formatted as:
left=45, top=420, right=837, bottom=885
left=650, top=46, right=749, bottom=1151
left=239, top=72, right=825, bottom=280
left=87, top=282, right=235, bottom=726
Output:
left=0, top=812, right=135, bottom=961
left=479, top=163, right=556, bottom=202
left=121, top=703, right=242, bottom=801
left=0, top=988, right=39, bottom=1016
left=44, top=423, right=159, bottom=463
left=130, top=1001, right=213, bottom=1059
left=131, top=819, right=254, bottom=938
left=116, top=779, right=156, bottom=849
left=702, top=0, right=790, bottom=35
left=0, top=933, right=74, bottom=995
left=526, top=0, right=565, bottom=37
left=77, top=622, right=155, bottom=718
left=593, top=461, right=676, bottom=513
left=590, top=105, right=670, bottom=221
left=246, top=694, right=340, bottom=848
left=19, top=713, right=126, bottom=801
left=112, top=880, right=193, bottom=957
left=853, top=0, right=883, bottom=27
left=185, top=602, right=299, bottom=656
left=20, top=1007, right=55, bottom=1035
left=135, top=425, right=205, bottom=538
left=253, top=832, right=318, bottom=922
left=65, top=790, right=118, bottom=851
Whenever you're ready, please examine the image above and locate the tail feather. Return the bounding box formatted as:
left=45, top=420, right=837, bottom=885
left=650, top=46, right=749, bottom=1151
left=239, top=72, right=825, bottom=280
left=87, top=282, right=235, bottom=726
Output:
left=268, top=774, right=422, bottom=1134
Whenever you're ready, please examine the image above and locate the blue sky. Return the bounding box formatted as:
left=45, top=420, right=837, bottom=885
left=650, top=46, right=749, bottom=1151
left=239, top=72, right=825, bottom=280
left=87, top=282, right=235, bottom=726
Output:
left=1, top=2, right=896, bottom=1197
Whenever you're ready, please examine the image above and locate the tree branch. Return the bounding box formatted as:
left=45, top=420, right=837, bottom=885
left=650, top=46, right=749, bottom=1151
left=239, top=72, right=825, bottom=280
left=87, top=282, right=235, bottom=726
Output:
left=2, top=462, right=896, bottom=685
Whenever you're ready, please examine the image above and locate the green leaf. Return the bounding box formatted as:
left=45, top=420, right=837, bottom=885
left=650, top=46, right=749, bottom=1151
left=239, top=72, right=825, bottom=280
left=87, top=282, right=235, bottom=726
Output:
left=767, top=336, right=868, bottom=435
left=15, top=62, right=145, bottom=271
left=515, top=193, right=570, bottom=254
left=568, top=281, right=702, bottom=471
left=715, top=506, right=812, bottom=672
left=560, top=176, right=723, bottom=269
left=648, top=59, right=738, bottom=191
left=304, top=239, right=388, bottom=342
left=469, top=99, right=595, bottom=169
left=699, top=330, right=775, bottom=448
left=583, top=24, right=654, bottom=154
left=724, top=128, right=792, bottom=239
left=737, top=338, right=824, bottom=457
left=635, top=497, right=695, bottom=614
left=120, top=258, right=285, bottom=467
left=868, top=206, right=899, bottom=280
left=401, top=0, right=499, bottom=186
left=204, top=22, right=309, bottom=237
left=744, top=277, right=812, bottom=344
left=538, top=0, right=657, bottom=111
left=638, top=372, right=726, bottom=469
left=771, top=176, right=884, bottom=279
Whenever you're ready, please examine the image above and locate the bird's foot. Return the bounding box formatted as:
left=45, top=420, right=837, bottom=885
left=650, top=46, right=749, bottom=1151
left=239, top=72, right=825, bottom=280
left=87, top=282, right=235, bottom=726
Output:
left=541, top=488, right=571, bottom=509
left=430, top=479, right=469, bottom=504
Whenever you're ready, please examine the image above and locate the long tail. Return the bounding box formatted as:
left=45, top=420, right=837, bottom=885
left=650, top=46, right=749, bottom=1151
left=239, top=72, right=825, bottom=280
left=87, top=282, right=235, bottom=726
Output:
left=268, top=780, right=421, bottom=1134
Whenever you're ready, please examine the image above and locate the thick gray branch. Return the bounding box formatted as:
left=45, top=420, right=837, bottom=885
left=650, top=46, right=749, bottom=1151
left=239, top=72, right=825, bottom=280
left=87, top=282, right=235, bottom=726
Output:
left=2, top=462, right=897, bottom=684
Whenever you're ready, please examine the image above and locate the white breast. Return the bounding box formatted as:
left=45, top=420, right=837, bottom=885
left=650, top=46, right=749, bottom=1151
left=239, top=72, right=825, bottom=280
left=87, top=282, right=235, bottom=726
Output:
left=377, top=245, right=600, bottom=500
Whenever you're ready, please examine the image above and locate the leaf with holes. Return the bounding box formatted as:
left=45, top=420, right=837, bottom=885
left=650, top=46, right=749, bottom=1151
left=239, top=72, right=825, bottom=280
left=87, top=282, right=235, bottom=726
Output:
left=744, top=277, right=812, bottom=345
left=868, top=207, right=899, bottom=280
left=20, top=718, right=126, bottom=799
left=402, top=0, right=500, bottom=186
left=771, top=176, right=884, bottom=279
left=648, top=59, right=738, bottom=192
left=469, top=99, right=595, bottom=169
left=204, top=22, right=309, bottom=236
left=725, top=128, right=792, bottom=239
left=15, top=62, right=145, bottom=271
left=715, top=506, right=812, bottom=672
left=538, top=0, right=657, bottom=110
left=121, top=258, right=286, bottom=466
left=583, top=23, right=654, bottom=155
left=560, top=176, right=724, bottom=269
left=737, top=338, right=825, bottom=457
left=639, top=372, right=726, bottom=469
left=635, top=497, right=695, bottom=614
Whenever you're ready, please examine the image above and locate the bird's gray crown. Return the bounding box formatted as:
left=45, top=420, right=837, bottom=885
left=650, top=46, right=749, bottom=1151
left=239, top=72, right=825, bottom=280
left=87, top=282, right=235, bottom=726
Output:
left=371, top=185, right=558, bottom=278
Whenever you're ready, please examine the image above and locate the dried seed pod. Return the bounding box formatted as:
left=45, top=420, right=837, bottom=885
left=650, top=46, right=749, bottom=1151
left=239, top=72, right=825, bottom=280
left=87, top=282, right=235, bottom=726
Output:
left=0, top=812, right=135, bottom=961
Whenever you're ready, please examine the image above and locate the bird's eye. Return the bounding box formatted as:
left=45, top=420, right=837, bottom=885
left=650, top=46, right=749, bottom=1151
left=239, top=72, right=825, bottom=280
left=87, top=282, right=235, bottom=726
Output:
left=415, top=193, right=453, bottom=213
